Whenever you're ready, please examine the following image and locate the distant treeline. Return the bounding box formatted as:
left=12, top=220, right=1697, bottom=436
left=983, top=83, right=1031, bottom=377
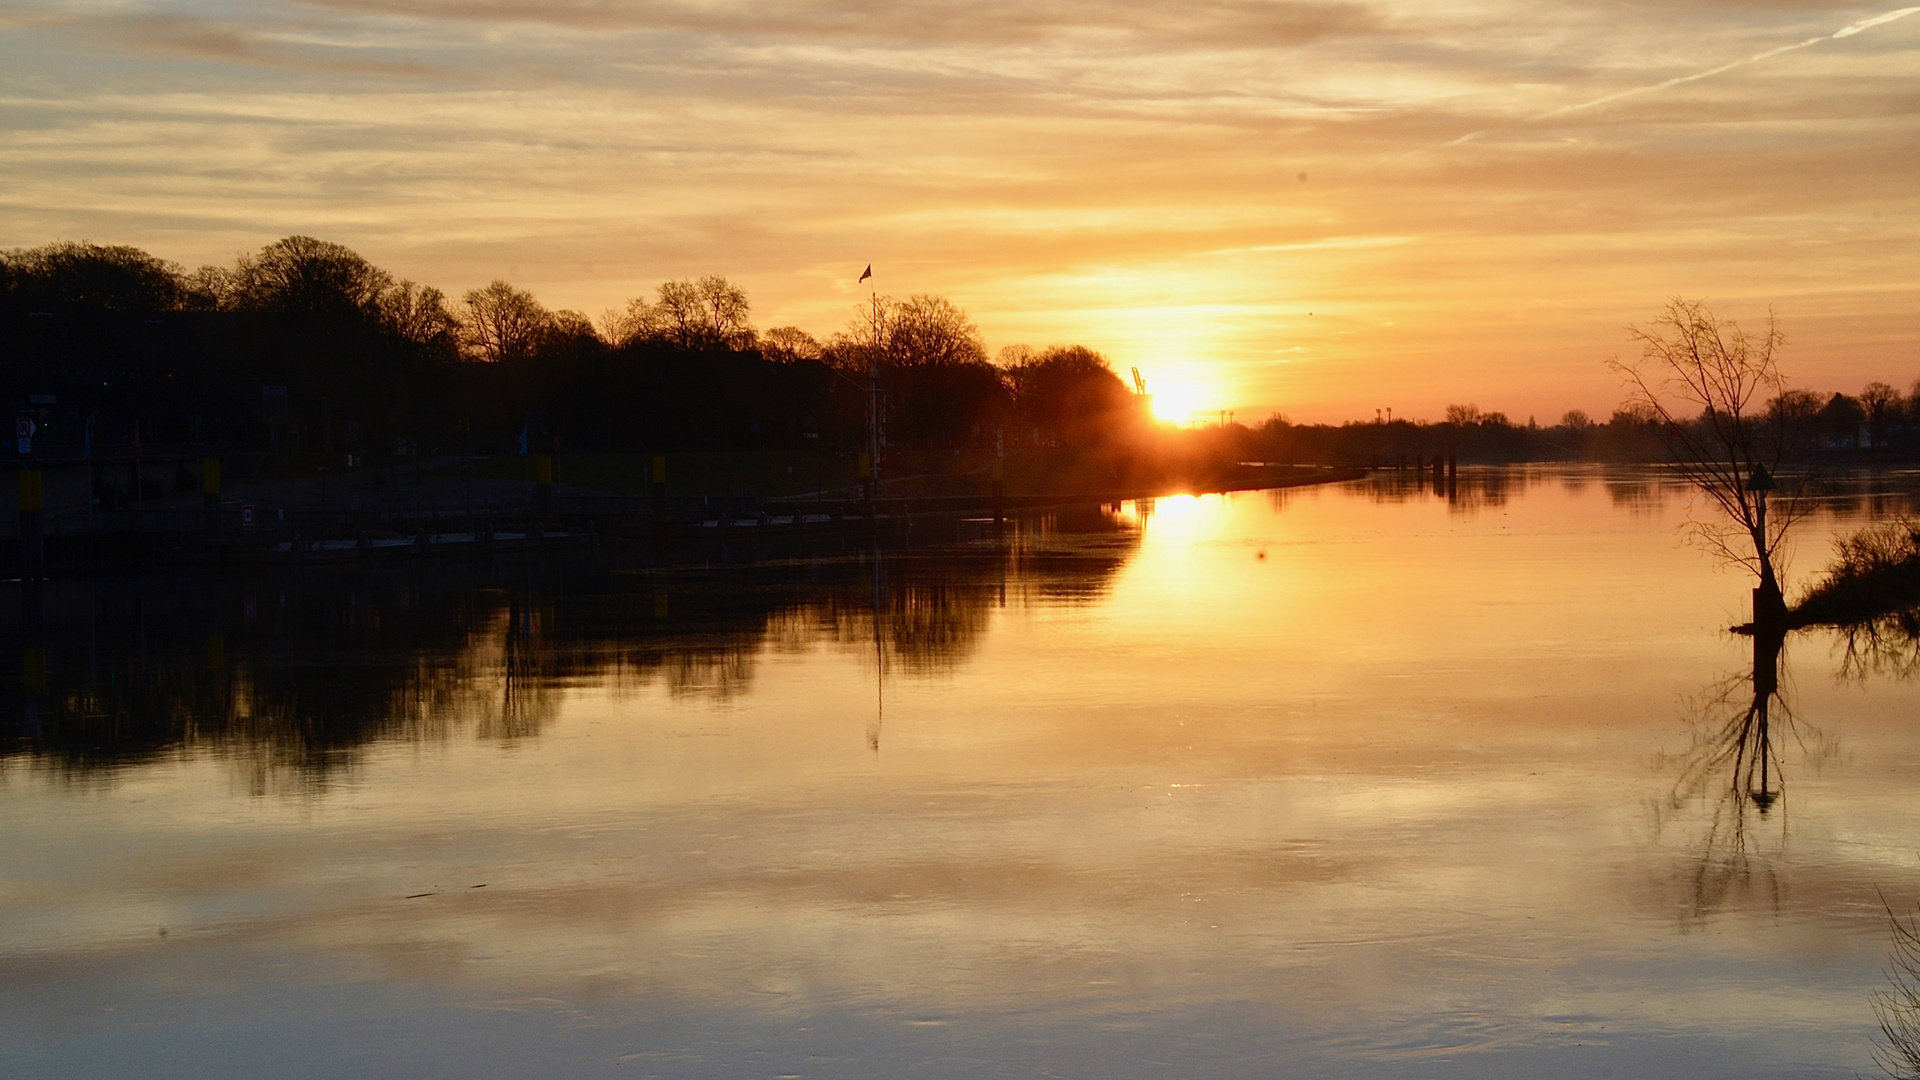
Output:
left=5, top=236, right=1914, bottom=475
left=1229, top=387, right=1920, bottom=467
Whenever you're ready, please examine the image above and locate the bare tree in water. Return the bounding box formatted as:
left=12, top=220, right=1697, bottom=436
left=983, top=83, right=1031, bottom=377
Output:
left=1610, top=299, right=1805, bottom=627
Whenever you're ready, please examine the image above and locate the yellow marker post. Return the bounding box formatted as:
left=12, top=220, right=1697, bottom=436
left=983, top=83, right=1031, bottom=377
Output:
left=18, top=469, right=42, bottom=512
left=202, top=457, right=222, bottom=519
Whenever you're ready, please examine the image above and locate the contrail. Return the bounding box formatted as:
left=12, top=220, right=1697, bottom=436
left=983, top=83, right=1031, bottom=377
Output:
left=1448, top=5, right=1920, bottom=144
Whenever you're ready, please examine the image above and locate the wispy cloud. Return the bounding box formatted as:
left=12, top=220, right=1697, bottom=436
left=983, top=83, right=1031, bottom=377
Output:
left=1543, top=3, right=1920, bottom=118
left=2, top=0, right=1918, bottom=418
left=303, top=0, right=1389, bottom=48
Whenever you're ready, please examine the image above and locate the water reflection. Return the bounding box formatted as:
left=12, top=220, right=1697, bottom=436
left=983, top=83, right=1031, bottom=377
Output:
left=1321, top=463, right=1700, bottom=517
left=1655, top=626, right=1840, bottom=923
left=1, top=507, right=1139, bottom=789
left=1875, top=902, right=1920, bottom=1078
left=15, top=467, right=1920, bottom=1080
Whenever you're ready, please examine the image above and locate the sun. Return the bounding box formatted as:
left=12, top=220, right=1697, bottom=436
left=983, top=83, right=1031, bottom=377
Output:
left=1150, top=383, right=1203, bottom=424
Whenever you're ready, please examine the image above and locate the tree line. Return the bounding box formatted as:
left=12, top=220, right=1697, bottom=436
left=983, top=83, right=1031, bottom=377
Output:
left=5, top=237, right=1915, bottom=478
left=0, top=237, right=1143, bottom=470
left=1219, top=374, right=1920, bottom=469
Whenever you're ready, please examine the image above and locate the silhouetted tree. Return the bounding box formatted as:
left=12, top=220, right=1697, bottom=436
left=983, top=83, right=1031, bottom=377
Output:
left=378, top=280, right=461, bottom=354
left=0, top=241, right=185, bottom=314
left=1611, top=298, right=1803, bottom=626
left=1862, top=381, right=1902, bottom=447
left=1817, top=392, right=1867, bottom=448
left=461, top=280, right=554, bottom=362
left=227, top=235, right=393, bottom=319
left=760, top=326, right=823, bottom=363
left=1004, top=345, right=1137, bottom=449
left=607, top=276, right=754, bottom=351
left=881, top=294, right=987, bottom=368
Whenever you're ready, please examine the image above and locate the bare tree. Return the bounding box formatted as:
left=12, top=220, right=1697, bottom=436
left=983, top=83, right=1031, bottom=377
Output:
left=378, top=280, right=459, bottom=350
left=460, top=280, right=552, bottom=362
left=1862, top=381, right=1902, bottom=447
left=1610, top=298, right=1805, bottom=626
left=759, top=326, right=823, bottom=363
left=883, top=294, right=987, bottom=368
left=230, top=235, right=393, bottom=317
left=828, top=293, right=987, bottom=370
left=602, top=276, right=753, bottom=350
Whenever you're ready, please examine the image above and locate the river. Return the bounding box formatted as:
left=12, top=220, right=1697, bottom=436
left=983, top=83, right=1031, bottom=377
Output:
left=6, top=465, right=1920, bottom=1078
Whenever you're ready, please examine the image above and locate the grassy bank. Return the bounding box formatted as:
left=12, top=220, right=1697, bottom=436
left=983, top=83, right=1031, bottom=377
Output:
left=1791, top=518, right=1920, bottom=627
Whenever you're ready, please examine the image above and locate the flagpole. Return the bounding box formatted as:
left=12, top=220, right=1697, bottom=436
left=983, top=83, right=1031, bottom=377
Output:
left=862, top=265, right=879, bottom=510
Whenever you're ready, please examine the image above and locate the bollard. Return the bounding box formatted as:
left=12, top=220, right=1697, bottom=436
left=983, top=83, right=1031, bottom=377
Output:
left=18, top=469, right=44, bottom=580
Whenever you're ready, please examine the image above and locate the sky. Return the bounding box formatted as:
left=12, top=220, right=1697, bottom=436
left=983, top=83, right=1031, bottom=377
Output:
left=1, top=1, right=1918, bottom=423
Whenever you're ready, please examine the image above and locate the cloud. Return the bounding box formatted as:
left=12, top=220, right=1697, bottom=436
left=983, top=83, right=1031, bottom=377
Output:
left=4, top=0, right=1919, bottom=418
left=1, top=7, right=437, bottom=76
left=301, top=0, right=1388, bottom=49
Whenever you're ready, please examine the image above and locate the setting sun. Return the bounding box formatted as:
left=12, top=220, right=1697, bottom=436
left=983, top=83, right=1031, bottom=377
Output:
left=1148, top=382, right=1204, bottom=424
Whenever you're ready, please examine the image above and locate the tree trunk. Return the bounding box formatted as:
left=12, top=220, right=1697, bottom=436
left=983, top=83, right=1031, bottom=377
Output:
left=1752, top=526, right=1788, bottom=629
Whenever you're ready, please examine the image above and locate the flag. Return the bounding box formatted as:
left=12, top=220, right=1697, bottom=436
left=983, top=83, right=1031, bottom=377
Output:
left=858, top=264, right=872, bottom=284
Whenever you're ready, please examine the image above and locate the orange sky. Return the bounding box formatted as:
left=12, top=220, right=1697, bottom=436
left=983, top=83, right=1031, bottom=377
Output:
left=2, top=1, right=1918, bottom=422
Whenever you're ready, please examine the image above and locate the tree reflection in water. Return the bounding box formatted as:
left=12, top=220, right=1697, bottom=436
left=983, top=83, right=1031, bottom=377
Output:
left=0, top=508, right=1139, bottom=792
left=1653, top=625, right=1838, bottom=923
left=1836, top=607, right=1920, bottom=683
left=1874, top=900, right=1920, bottom=1080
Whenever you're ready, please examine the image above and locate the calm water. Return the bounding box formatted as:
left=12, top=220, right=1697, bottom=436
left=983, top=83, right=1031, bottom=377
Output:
left=8, top=466, right=1920, bottom=1078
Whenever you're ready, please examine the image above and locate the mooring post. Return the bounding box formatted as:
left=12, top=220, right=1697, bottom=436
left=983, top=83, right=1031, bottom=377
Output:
left=18, top=468, right=44, bottom=580
left=534, top=453, right=553, bottom=518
